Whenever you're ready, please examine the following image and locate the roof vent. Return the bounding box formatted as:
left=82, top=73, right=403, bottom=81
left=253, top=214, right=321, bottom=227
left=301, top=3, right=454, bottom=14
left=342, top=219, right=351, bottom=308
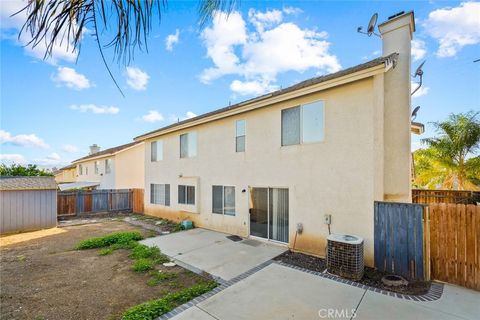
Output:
left=89, top=144, right=100, bottom=155
left=388, top=11, right=405, bottom=20
left=327, top=234, right=364, bottom=280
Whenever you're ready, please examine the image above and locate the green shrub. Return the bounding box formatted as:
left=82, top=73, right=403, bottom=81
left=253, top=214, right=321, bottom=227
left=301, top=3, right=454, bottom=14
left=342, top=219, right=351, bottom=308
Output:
left=121, top=281, right=217, bottom=320
left=146, top=271, right=177, bottom=286
left=76, top=232, right=143, bottom=250
left=109, top=240, right=139, bottom=250
left=132, top=258, right=155, bottom=272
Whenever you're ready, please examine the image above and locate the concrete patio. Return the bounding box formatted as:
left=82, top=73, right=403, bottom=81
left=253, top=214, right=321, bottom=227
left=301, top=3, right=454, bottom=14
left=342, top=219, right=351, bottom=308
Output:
left=171, top=263, right=479, bottom=320
left=140, top=228, right=286, bottom=281
left=142, top=228, right=479, bottom=320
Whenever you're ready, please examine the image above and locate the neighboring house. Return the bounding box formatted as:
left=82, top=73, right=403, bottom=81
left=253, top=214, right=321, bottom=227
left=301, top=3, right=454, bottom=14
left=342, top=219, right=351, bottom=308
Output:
left=71, top=142, right=145, bottom=190
left=54, top=163, right=77, bottom=184
left=0, top=176, right=57, bottom=233
left=134, top=12, right=415, bottom=266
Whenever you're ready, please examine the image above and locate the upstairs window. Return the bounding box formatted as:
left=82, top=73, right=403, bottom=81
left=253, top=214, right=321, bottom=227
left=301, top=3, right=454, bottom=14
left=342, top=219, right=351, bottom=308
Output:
left=105, top=159, right=112, bottom=174
left=94, top=161, right=100, bottom=174
left=151, top=184, right=170, bottom=206
left=78, top=164, right=83, bottom=175
left=151, top=140, right=163, bottom=162
left=281, top=100, right=325, bottom=146
left=180, top=132, right=197, bottom=158
left=178, top=185, right=195, bottom=205
left=212, top=185, right=235, bottom=216
left=235, top=120, right=246, bottom=152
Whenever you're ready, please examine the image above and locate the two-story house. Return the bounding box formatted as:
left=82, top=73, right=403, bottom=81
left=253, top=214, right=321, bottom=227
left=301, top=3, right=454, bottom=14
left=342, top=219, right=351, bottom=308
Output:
left=70, top=142, right=145, bottom=190
left=134, top=12, right=416, bottom=266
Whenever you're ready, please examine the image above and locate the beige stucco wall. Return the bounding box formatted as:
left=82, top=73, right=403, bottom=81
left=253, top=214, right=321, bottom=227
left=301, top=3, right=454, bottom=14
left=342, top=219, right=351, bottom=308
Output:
left=144, top=78, right=382, bottom=266
left=74, top=143, right=144, bottom=189
left=55, top=168, right=76, bottom=183
left=75, top=157, right=115, bottom=189
left=115, top=143, right=145, bottom=189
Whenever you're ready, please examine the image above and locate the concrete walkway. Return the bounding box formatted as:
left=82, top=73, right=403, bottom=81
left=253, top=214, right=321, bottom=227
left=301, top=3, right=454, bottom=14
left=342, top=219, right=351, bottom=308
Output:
left=140, top=228, right=286, bottom=282
left=142, top=228, right=479, bottom=320
left=171, top=263, right=479, bottom=320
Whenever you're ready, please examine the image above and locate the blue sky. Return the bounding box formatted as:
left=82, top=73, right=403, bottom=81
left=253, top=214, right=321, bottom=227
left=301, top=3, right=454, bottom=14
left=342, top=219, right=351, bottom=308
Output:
left=1, top=1, right=479, bottom=168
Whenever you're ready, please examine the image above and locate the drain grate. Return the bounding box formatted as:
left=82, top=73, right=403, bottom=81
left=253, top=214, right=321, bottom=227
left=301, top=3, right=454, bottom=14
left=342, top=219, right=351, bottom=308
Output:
left=226, top=235, right=243, bottom=242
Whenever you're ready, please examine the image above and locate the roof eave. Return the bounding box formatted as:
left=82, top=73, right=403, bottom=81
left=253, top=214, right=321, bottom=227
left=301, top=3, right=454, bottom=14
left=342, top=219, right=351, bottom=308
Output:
left=135, top=60, right=392, bottom=141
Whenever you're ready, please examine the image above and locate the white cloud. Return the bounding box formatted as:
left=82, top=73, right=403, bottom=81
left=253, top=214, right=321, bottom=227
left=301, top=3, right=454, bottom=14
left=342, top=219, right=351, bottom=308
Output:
left=248, top=8, right=283, bottom=32
left=126, top=67, right=149, bottom=91
left=0, top=0, right=78, bottom=64
left=185, top=111, right=197, bottom=119
left=62, top=144, right=79, bottom=153
left=52, top=67, right=91, bottom=90
left=0, top=130, right=49, bottom=148
left=283, top=6, right=303, bottom=15
left=411, top=81, right=430, bottom=98
left=200, top=10, right=341, bottom=96
left=33, top=152, right=62, bottom=166
left=0, top=153, right=27, bottom=164
left=165, top=29, right=180, bottom=51
left=70, top=104, right=119, bottom=114
left=142, top=110, right=164, bottom=123
left=423, top=2, right=480, bottom=57
left=411, top=39, right=427, bottom=61
left=230, top=79, right=278, bottom=96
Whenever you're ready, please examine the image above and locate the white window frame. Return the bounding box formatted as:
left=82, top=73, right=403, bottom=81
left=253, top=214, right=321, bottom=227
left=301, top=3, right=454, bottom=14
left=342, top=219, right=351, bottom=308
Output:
left=150, top=184, right=170, bottom=206
left=212, top=185, right=235, bottom=216
left=105, top=159, right=112, bottom=174
left=180, top=132, right=197, bottom=158
left=151, top=140, right=163, bottom=162
left=281, top=100, right=325, bottom=146
left=178, top=185, right=195, bottom=205
left=94, top=161, right=100, bottom=174
left=235, top=120, right=246, bottom=152
left=78, top=164, right=83, bottom=175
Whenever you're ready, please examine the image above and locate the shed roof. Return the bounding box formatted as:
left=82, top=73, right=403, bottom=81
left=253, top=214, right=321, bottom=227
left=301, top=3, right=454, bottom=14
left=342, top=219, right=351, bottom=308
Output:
left=135, top=53, right=398, bottom=141
left=0, top=176, right=57, bottom=191
left=72, top=141, right=140, bottom=163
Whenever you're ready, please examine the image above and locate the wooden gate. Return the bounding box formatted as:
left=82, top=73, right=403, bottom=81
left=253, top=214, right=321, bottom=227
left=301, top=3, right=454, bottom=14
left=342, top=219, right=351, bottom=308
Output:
left=428, top=203, right=479, bottom=290
left=374, top=201, right=428, bottom=281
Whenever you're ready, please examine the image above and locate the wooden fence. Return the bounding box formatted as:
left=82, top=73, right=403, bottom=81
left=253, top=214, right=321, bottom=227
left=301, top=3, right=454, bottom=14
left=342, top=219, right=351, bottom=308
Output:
left=413, top=189, right=480, bottom=205
left=58, top=189, right=144, bottom=217
left=374, top=201, right=427, bottom=281
left=428, top=203, right=480, bottom=290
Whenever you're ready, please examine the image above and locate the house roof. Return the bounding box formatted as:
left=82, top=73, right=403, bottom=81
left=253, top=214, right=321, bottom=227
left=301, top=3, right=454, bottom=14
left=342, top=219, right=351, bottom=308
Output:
left=58, top=181, right=100, bottom=191
left=135, top=53, right=398, bottom=141
left=60, top=163, right=76, bottom=170
left=0, top=176, right=57, bottom=191
left=72, top=141, right=140, bottom=163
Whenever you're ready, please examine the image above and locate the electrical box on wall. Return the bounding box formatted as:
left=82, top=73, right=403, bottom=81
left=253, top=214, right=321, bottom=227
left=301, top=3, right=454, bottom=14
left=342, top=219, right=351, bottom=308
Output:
left=324, top=214, right=331, bottom=225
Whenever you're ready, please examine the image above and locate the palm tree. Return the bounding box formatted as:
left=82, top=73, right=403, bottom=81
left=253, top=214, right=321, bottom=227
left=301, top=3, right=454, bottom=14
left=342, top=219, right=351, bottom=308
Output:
left=16, top=0, right=237, bottom=95
left=415, top=111, right=480, bottom=190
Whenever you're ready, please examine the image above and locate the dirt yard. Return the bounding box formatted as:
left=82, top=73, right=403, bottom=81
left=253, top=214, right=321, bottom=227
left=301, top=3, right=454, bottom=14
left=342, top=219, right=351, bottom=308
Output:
left=0, top=221, right=206, bottom=320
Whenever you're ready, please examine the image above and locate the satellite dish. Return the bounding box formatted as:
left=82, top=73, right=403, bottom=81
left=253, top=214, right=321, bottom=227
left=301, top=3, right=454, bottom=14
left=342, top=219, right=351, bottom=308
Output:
left=357, top=13, right=380, bottom=37
left=411, top=60, right=426, bottom=96
left=367, top=13, right=378, bottom=35
left=411, top=106, right=420, bottom=121
left=414, top=60, right=426, bottom=77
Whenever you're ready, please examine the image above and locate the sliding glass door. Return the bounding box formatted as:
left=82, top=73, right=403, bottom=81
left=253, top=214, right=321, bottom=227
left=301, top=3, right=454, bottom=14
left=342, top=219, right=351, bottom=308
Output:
left=250, top=187, right=289, bottom=243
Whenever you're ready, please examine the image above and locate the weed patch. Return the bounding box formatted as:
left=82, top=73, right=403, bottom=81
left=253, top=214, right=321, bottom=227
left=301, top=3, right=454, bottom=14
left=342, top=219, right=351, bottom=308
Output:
left=146, top=271, right=177, bottom=286
left=132, top=258, right=155, bottom=272
left=121, top=281, right=217, bottom=320
left=76, top=232, right=143, bottom=250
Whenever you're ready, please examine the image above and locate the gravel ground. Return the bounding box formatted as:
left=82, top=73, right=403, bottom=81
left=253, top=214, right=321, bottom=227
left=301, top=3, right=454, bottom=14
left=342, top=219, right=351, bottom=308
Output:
left=274, top=250, right=431, bottom=295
